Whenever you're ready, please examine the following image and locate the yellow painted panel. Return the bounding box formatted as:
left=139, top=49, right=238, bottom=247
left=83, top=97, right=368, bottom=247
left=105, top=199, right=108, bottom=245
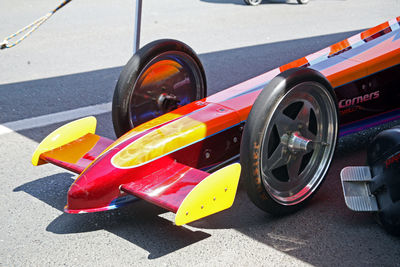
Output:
left=32, top=117, right=97, bottom=166
left=175, top=163, right=241, bottom=226
left=41, top=133, right=100, bottom=164
left=112, top=116, right=207, bottom=168
left=114, top=112, right=183, bottom=146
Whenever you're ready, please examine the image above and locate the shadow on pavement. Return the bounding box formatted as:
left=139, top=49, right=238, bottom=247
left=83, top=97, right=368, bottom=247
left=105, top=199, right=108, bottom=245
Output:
left=189, top=141, right=400, bottom=265
left=14, top=173, right=211, bottom=259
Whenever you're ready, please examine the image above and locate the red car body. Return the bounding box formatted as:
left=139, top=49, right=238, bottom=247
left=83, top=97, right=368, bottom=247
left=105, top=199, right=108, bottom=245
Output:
left=32, top=17, right=400, bottom=225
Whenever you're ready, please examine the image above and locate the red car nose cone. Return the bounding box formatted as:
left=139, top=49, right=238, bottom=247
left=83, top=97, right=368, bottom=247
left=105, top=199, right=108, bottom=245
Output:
left=64, top=149, right=138, bottom=214
left=64, top=159, right=125, bottom=213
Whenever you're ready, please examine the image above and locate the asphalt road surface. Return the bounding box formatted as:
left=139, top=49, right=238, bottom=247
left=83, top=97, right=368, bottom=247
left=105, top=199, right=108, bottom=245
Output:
left=1, top=0, right=400, bottom=266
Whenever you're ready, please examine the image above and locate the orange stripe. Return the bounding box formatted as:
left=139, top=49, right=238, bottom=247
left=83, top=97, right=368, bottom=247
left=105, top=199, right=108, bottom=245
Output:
left=350, top=33, right=400, bottom=74
left=361, top=21, right=390, bottom=40
left=329, top=39, right=351, bottom=56
left=280, top=57, right=308, bottom=72
left=324, top=31, right=400, bottom=87
left=324, top=59, right=368, bottom=88
left=367, top=49, right=400, bottom=74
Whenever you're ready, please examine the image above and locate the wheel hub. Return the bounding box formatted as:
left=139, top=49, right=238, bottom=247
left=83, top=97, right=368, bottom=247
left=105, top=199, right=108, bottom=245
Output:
left=284, top=131, right=313, bottom=154
left=157, top=92, right=180, bottom=112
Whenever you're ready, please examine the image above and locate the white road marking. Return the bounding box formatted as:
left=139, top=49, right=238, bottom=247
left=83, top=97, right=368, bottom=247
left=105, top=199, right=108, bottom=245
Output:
left=0, top=102, right=111, bottom=136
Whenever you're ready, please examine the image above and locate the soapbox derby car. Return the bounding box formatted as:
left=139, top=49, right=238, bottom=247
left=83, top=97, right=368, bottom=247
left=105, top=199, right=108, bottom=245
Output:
left=32, top=17, right=400, bottom=227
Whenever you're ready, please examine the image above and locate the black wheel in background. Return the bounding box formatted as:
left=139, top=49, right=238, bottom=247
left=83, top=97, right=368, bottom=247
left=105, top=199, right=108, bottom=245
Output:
left=112, top=39, right=207, bottom=137
left=240, top=68, right=338, bottom=215
left=244, top=0, right=263, bottom=6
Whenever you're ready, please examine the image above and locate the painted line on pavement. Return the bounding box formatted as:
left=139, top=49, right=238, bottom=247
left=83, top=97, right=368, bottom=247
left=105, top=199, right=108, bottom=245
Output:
left=0, top=102, right=111, bottom=136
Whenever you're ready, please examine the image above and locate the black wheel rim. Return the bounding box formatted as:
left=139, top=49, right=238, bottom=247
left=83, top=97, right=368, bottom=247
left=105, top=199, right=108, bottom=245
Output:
left=128, top=51, right=204, bottom=128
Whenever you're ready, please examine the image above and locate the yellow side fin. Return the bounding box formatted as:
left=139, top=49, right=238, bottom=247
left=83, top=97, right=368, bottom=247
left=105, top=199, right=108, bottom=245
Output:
left=32, top=116, right=97, bottom=166
left=175, top=163, right=241, bottom=226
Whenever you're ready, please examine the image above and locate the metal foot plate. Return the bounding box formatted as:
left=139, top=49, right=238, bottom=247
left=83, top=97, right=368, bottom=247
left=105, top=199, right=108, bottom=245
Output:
left=340, top=166, right=379, bottom=212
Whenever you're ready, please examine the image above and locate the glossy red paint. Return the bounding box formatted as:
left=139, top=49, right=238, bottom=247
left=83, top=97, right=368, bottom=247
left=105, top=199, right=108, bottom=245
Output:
left=65, top=124, right=176, bottom=212
left=42, top=134, right=113, bottom=174
left=121, top=161, right=209, bottom=212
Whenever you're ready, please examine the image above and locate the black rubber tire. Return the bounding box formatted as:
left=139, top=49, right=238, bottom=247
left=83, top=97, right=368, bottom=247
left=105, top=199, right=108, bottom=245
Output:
left=297, top=0, right=309, bottom=4
left=240, top=68, right=338, bottom=216
left=112, top=39, right=207, bottom=137
left=244, top=0, right=263, bottom=6
left=377, top=212, right=400, bottom=236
